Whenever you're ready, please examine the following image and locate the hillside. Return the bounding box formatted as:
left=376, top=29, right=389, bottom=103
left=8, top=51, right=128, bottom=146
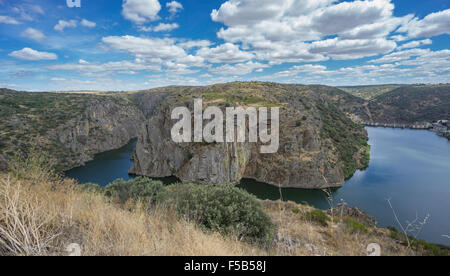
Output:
left=0, top=83, right=370, bottom=189
left=2, top=156, right=442, bottom=256
left=367, top=85, right=450, bottom=124
left=130, top=82, right=369, bottom=188
left=339, top=85, right=403, bottom=100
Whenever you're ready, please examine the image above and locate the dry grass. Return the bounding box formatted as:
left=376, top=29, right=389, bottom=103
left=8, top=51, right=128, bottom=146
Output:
left=263, top=201, right=414, bottom=256
left=0, top=152, right=416, bottom=256
left=0, top=173, right=265, bottom=256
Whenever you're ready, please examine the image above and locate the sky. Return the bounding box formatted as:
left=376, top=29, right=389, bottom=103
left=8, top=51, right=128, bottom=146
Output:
left=0, top=0, right=450, bottom=91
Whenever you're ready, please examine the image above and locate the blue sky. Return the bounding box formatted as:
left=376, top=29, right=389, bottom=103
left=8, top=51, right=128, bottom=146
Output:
left=0, top=0, right=450, bottom=91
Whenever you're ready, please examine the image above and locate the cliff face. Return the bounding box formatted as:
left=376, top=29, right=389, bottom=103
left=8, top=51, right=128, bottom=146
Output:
left=130, top=83, right=369, bottom=189
left=0, top=89, right=168, bottom=171
left=48, top=97, right=146, bottom=168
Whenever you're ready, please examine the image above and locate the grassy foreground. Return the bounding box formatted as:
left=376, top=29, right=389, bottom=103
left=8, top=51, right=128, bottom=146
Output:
left=0, top=154, right=445, bottom=256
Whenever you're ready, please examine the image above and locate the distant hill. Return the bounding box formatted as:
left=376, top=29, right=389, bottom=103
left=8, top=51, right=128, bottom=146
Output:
left=367, top=85, right=450, bottom=124
left=339, top=85, right=403, bottom=100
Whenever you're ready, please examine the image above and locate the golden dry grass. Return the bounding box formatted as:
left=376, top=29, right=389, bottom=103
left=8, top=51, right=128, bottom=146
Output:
left=0, top=173, right=265, bottom=256
left=0, top=160, right=415, bottom=256
left=263, top=201, right=413, bottom=256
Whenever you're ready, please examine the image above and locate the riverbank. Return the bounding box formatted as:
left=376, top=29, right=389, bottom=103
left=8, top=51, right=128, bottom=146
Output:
left=362, top=121, right=449, bottom=140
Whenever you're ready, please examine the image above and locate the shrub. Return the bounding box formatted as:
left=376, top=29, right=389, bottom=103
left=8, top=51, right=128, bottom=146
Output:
left=157, top=184, right=277, bottom=244
left=302, top=209, right=330, bottom=227
left=104, top=177, right=164, bottom=204
left=343, top=217, right=368, bottom=233
left=80, top=182, right=103, bottom=193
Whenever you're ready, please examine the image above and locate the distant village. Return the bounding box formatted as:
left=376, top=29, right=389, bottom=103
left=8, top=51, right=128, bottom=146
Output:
left=362, top=120, right=449, bottom=139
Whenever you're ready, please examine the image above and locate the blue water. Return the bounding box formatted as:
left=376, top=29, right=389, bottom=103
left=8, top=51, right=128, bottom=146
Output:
left=65, top=128, right=450, bottom=246
left=65, top=139, right=137, bottom=186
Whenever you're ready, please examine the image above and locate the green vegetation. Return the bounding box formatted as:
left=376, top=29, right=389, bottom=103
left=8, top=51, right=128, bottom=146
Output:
left=102, top=177, right=164, bottom=204
left=302, top=209, right=331, bottom=227
left=203, top=92, right=279, bottom=107
left=339, top=85, right=402, bottom=100
left=317, top=101, right=369, bottom=178
left=158, top=184, right=277, bottom=244
left=388, top=227, right=449, bottom=256
left=368, top=84, right=450, bottom=124
left=83, top=179, right=277, bottom=244
left=343, top=217, right=368, bottom=233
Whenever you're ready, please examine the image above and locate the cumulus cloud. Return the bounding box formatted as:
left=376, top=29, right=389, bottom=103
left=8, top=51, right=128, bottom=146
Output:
left=102, top=35, right=186, bottom=61
left=139, top=23, right=179, bottom=32
left=397, top=39, right=432, bottom=50
left=177, top=40, right=212, bottom=49
left=101, top=35, right=207, bottom=70
left=166, top=1, right=183, bottom=15
left=196, top=43, right=254, bottom=63
left=0, top=15, right=21, bottom=24
left=211, top=0, right=406, bottom=62
left=47, top=59, right=161, bottom=74
left=80, top=19, right=96, bottom=28
left=122, top=0, right=161, bottom=24
left=21, top=28, right=45, bottom=42
left=9, top=48, right=57, bottom=61
left=209, top=61, right=269, bottom=75
left=369, top=48, right=431, bottom=64
left=309, top=38, right=397, bottom=60
left=398, top=9, right=450, bottom=38
left=54, top=20, right=77, bottom=32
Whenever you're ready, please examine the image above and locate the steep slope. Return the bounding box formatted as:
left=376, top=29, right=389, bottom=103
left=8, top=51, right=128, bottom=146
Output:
left=0, top=89, right=155, bottom=170
left=130, top=82, right=369, bottom=188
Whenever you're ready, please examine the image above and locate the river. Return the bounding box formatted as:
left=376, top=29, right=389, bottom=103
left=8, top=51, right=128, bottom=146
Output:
left=65, top=127, right=450, bottom=245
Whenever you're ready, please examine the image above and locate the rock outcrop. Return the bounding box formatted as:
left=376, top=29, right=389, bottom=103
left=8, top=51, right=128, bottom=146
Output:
left=130, top=82, right=369, bottom=189
left=48, top=97, right=147, bottom=168
left=328, top=203, right=377, bottom=226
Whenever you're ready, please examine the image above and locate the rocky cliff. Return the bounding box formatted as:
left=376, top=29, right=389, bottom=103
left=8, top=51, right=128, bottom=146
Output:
left=0, top=89, right=167, bottom=170
left=1, top=83, right=369, bottom=189
left=130, top=82, right=369, bottom=189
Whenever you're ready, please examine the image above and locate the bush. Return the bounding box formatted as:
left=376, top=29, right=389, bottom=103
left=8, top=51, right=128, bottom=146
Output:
left=302, top=209, right=330, bottom=227
left=343, top=217, right=368, bottom=233
left=157, top=184, right=277, bottom=244
left=104, top=177, right=164, bottom=204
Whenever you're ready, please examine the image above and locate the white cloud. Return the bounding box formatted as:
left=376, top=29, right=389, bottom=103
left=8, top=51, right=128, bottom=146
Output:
left=140, top=23, right=179, bottom=32
left=122, top=0, right=161, bottom=24
left=9, top=48, right=57, bottom=61
left=369, top=48, right=430, bottom=63
left=209, top=61, right=269, bottom=75
left=210, top=0, right=410, bottom=63
left=47, top=59, right=161, bottom=74
left=102, top=35, right=186, bottom=61
left=397, top=39, right=432, bottom=50
left=0, top=15, right=20, bottom=24
left=54, top=20, right=77, bottom=32
left=80, top=19, right=96, bottom=28
left=21, top=28, right=45, bottom=42
left=309, top=38, right=397, bottom=60
left=196, top=43, right=254, bottom=63
left=178, top=40, right=212, bottom=49
left=166, top=1, right=183, bottom=14
left=398, top=9, right=450, bottom=38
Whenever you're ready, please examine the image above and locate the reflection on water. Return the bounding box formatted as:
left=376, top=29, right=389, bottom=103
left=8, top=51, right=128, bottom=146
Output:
left=239, top=127, right=450, bottom=246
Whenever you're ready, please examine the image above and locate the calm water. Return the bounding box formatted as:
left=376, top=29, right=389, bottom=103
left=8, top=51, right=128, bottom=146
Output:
left=65, top=139, right=137, bottom=185
left=65, top=128, right=450, bottom=245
